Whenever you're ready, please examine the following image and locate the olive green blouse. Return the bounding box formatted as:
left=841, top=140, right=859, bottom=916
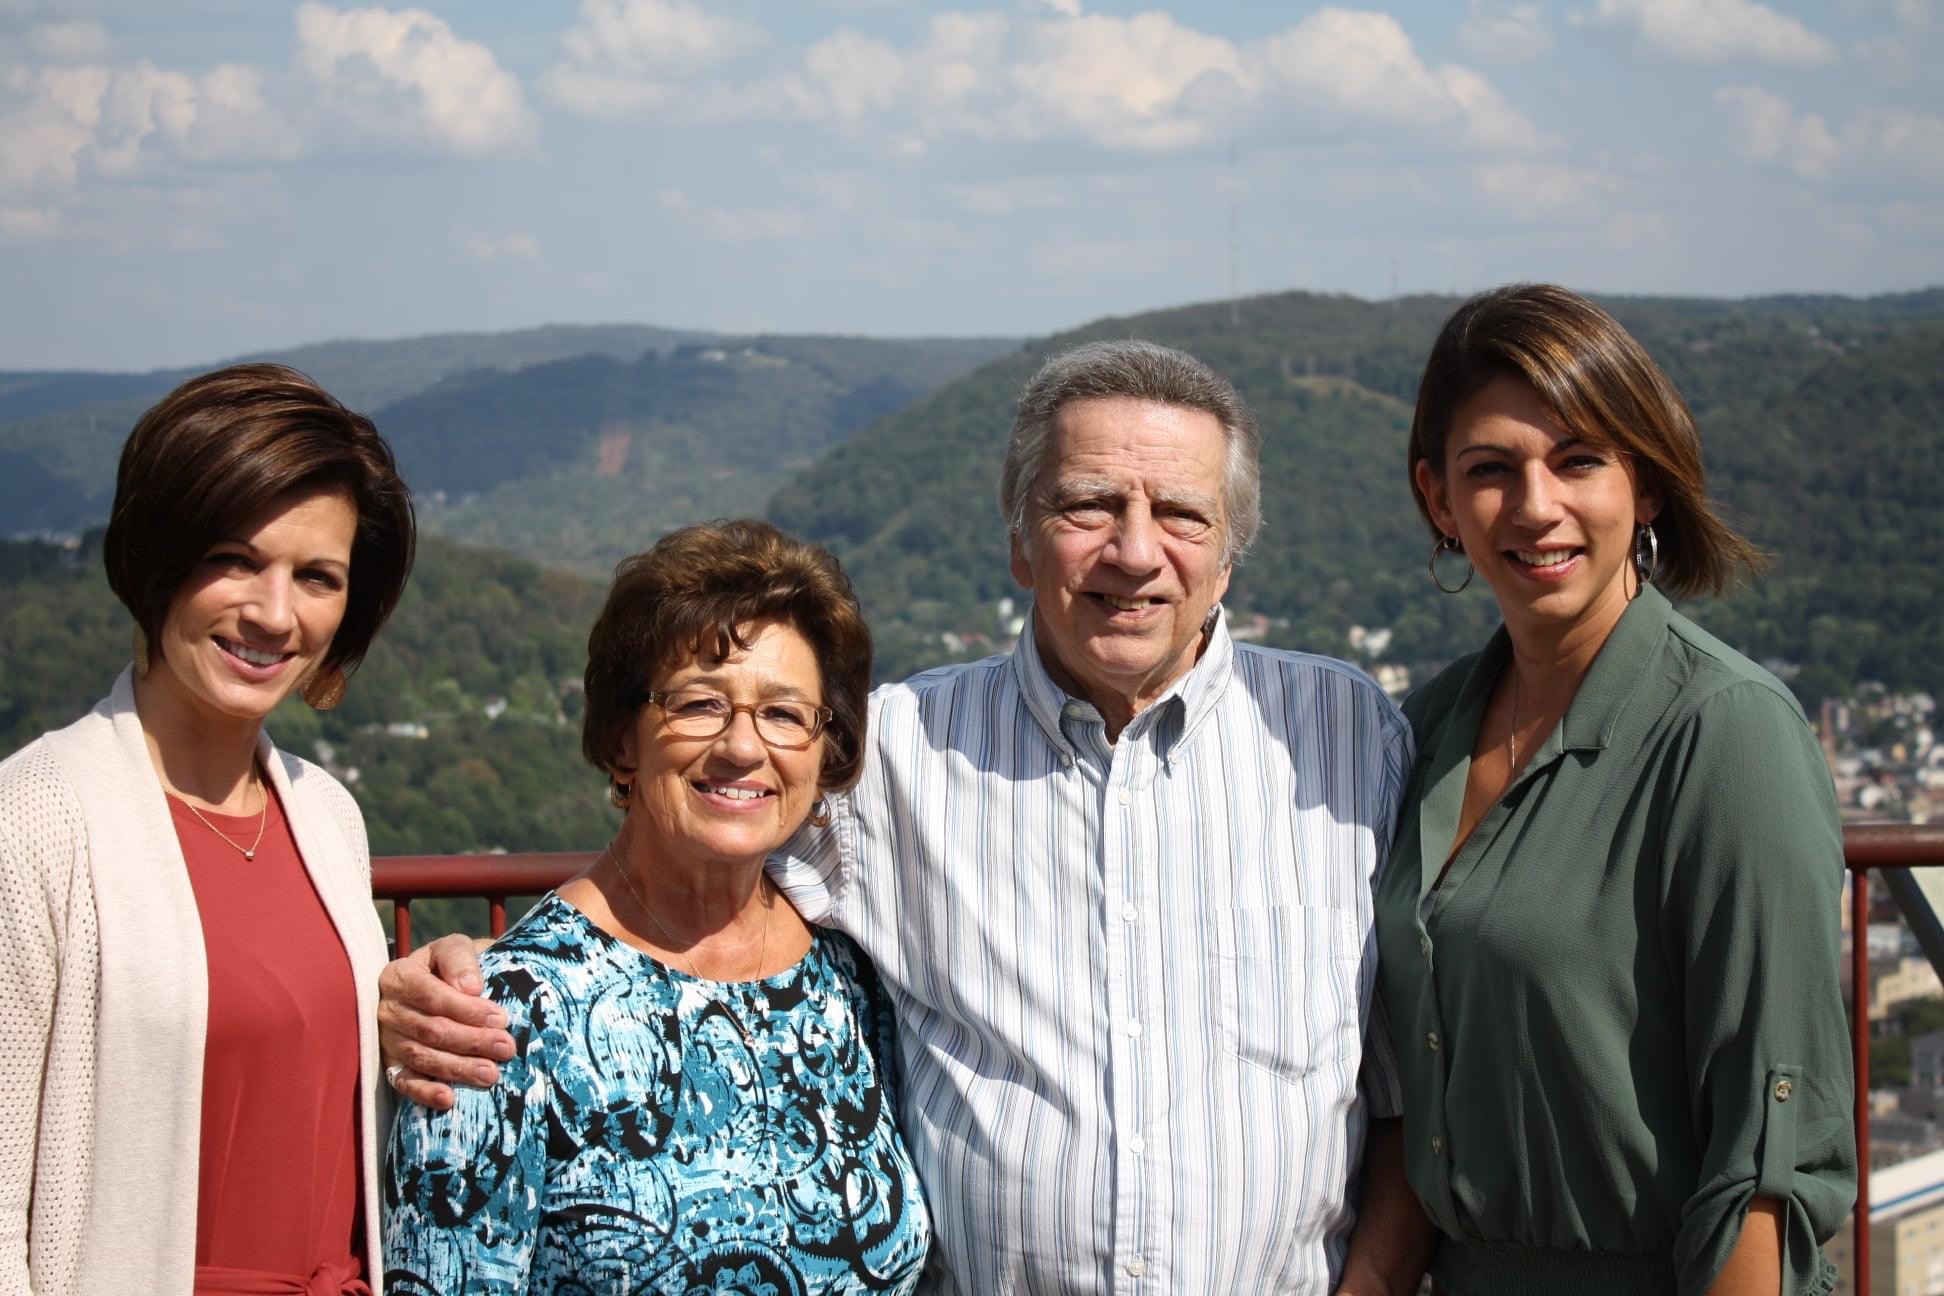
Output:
left=1375, top=586, right=1855, bottom=1296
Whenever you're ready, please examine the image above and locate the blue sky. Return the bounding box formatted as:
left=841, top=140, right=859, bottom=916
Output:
left=3, top=0, right=1940, bottom=370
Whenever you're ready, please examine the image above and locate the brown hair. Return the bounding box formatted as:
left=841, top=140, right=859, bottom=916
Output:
left=581, top=519, right=873, bottom=795
left=103, top=362, right=416, bottom=674
left=1407, top=283, right=1764, bottom=599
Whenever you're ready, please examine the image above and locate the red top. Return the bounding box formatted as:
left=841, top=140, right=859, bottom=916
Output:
left=170, top=785, right=369, bottom=1296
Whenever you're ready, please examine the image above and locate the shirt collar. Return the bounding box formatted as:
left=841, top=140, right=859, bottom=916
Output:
left=1559, top=582, right=1673, bottom=752
left=1011, top=603, right=1236, bottom=758
left=1443, top=581, right=1675, bottom=762
left=1413, top=584, right=1673, bottom=903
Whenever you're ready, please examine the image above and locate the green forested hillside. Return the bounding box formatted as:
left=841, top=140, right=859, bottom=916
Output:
left=769, top=289, right=1944, bottom=698
left=388, top=336, right=1015, bottom=574
left=0, top=328, right=1011, bottom=541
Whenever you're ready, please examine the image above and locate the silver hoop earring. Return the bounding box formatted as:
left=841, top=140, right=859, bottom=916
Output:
left=1633, top=523, right=1659, bottom=589
left=1429, top=535, right=1473, bottom=594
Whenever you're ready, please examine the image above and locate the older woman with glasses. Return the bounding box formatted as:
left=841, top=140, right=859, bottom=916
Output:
left=383, top=519, right=931, bottom=1295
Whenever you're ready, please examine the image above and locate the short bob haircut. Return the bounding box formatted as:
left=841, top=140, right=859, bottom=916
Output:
left=582, top=519, right=873, bottom=796
left=999, top=339, right=1263, bottom=567
left=103, top=362, right=416, bottom=675
left=1408, top=283, right=1764, bottom=600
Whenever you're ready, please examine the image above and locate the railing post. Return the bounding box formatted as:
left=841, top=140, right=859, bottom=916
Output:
left=1853, top=868, right=1870, bottom=1296
left=489, top=896, right=507, bottom=938
left=395, top=898, right=414, bottom=957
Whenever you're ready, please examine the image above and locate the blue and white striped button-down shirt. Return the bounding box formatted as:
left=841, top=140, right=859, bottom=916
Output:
left=772, top=610, right=1412, bottom=1293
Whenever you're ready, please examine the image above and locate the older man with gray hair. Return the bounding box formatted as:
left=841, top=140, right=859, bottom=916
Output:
left=381, top=338, right=1430, bottom=1293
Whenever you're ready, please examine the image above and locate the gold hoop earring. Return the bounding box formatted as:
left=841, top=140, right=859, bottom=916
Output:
left=1429, top=535, right=1473, bottom=595
left=609, top=779, right=632, bottom=810
left=301, top=666, right=346, bottom=711
left=132, top=624, right=150, bottom=679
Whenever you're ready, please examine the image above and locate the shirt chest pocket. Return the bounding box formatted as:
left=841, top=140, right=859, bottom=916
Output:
left=1209, top=904, right=1363, bottom=1083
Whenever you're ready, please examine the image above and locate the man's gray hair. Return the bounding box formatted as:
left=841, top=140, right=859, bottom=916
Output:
left=998, top=339, right=1262, bottom=566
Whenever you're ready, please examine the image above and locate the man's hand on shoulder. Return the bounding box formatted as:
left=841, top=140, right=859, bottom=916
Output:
left=377, top=932, right=514, bottom=1109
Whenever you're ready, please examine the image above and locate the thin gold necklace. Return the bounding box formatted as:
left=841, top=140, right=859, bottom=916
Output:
left=180, top=779, right=269, bottom=861
left=1508, top=665, right=1523, bottom=775
left=601, top=844, right=773, bottom=987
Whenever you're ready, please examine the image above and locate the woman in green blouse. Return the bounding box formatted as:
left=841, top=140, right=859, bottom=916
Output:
left=1375, top=283, right=1855, bottom=1296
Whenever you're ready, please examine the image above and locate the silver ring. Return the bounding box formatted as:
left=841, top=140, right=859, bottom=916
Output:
left=384, top=1063, right=406, bottom=1088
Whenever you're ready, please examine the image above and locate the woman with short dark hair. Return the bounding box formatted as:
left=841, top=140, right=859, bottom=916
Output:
left=384, top=518, right=931, bottom=1294
left=1376, top=285, right=1854, bottom=1294
left=0, top=362, right=414, bottom=1294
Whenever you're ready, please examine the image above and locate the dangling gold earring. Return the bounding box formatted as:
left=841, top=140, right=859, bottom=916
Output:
left=609, top=779, right=632, bottom=810
left=302, top=666, right=347, bottom=710
left=808, top=796, right=830, bottom=829
left=132, top=624, right=150, bottom=679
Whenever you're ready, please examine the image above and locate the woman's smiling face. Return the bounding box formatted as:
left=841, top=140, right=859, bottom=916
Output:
left=148, top=485, right=357, bottom=729
left=619, top=619, right=828, bottom=872
left=1416, top=374, right=1658, bottom=642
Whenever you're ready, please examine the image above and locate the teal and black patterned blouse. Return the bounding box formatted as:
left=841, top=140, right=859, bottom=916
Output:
left=383, top=893, right=931, bottom=1295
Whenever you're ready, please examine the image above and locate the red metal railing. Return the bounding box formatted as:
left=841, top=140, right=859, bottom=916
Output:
left=372, top=824, right=1944, bottom=1292
left=1841, top=822, right=1944, bottom=1295
left=373, top=852, right=589, bottom=953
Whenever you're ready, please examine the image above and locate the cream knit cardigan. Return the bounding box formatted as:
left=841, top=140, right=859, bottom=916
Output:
left=0, top=669, right=391, bottom=1295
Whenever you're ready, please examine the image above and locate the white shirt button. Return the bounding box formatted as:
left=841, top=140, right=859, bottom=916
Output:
left=1426, top=1031, right=1441, bottom=1052
left=1121, top=904, right=1140, bottom=923
left=1125, top=1258, right=1147, bottom=1277
left=1117, top=788, right=1132, bottom=805
left=1127, top=1134, right=1146, bottom=1154
left=1430, top=1134, right=1444, bottom=1155
left=1125, top=1020, right=1144, bottom=1039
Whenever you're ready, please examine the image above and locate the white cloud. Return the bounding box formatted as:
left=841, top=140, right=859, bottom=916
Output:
left=542, top=0, right=765, bottom=119
left=1717, top=85, right=1944, bottom=186
left=0, top=60, right=297, bottom=195
left=547, top=5, right=1542, bottom=158
left=1716, top=85, right=1843, bottom=179
left=294, top=2, right=536, bottom=157
left=1255, top=9, right=1548, bottom=152
left=1473, top=160, right=1622, bottom=217
left=453, top=223, right=539, bottom=261
left=0, top=4, right=532, bottom=256
left=1576, top=0, right=1838, bottom=65
left=793, top=29, right=905, bottom=125
left=1003, top=12, right=1250, bottom=151
left=1860, top=108, right=1944, bottom=183
left=1460, top=1, right=1553, bottom=64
